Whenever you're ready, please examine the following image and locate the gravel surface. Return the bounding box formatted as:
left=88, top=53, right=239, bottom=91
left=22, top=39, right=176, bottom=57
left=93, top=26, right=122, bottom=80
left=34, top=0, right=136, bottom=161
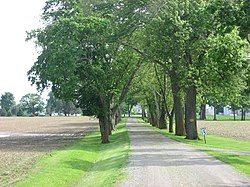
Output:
left=118, top=118, right=250, bottom=187
left=197, top=121, right=250, bottom=140
left=0, top=116, right=98, bottom=186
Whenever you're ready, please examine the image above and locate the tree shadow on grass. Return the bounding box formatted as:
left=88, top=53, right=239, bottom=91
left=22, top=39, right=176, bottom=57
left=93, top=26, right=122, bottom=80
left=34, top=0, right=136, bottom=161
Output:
left=64, top=159, right=94, bottom=171
left=64, top=152, right=128, bottom=172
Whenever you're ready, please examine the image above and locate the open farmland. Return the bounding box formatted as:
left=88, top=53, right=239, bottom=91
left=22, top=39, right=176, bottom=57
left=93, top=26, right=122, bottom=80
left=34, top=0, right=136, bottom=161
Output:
left=0, top=117, right=98, bottom=186
left=198, top=120, right=250, bottom=140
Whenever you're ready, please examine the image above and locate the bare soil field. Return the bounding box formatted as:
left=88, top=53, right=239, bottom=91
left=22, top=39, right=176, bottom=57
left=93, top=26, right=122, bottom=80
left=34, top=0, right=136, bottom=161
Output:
left=0, top=116, right=98, bottom=186
left=198, top=120, right=250, bottom=140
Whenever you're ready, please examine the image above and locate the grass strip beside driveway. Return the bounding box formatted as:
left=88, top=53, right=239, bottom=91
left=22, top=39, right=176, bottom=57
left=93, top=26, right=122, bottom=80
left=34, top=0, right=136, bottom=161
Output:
left=16, top=120, right=130, bottom=187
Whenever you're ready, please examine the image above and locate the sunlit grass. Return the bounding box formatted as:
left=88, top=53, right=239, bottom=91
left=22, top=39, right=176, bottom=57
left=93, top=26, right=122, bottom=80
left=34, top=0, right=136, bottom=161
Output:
left=16, top=120, right=130, bottom=187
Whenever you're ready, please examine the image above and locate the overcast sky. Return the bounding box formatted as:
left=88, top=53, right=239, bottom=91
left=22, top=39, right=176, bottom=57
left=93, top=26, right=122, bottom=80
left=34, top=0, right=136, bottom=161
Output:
left=0, top=0, right=50, bottom=102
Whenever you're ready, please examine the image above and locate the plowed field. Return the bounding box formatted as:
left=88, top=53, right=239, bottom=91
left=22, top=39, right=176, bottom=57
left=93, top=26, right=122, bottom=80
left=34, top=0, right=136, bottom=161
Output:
left=0, top=116, right=98, bottom=186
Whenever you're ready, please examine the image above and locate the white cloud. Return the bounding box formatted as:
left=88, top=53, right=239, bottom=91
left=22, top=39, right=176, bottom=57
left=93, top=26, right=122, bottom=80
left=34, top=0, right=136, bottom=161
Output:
left=0, top=0, right=49, bottom=102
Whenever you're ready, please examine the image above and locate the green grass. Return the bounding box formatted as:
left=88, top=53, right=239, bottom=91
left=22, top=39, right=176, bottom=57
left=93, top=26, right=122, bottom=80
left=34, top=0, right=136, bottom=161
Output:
left=204, top=115, right=250, bottom=121
left=206, top=151, right=250, bottom=176
left=138, top=118, right=250, bottom=176
left=16, top=120, right=130, bottom=187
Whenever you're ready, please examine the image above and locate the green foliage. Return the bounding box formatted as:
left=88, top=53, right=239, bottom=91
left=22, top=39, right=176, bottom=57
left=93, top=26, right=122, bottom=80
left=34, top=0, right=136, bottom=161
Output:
left=0, top=92, right=16, bottom=116
left=46, top=92, right=81, bottom=116
left=27, top=0, right=250, bottom=140
left=207, top=152, right=250, bottom=176
left=19, top=94, right=45, bottom=116
left=28, top=0, right=141, bottom=120
left=0, top=108, right=7, bottom=117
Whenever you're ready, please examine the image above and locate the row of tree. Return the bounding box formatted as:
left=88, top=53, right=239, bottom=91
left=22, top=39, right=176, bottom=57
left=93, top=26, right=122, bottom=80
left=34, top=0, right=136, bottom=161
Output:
left=0, top=92, right=81, bottom=116
left=124, top=0, right=250, bottom=138
left=27, top=0, right=249, bottom=143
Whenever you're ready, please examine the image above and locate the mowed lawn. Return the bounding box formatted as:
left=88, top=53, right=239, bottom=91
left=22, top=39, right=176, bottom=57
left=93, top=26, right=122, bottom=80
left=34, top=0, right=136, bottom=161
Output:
left=0, top=117, right=98, bottom=186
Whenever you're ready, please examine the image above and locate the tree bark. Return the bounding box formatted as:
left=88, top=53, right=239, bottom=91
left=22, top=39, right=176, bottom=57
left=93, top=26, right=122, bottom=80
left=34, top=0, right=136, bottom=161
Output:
left=117, top=108, right=122, bottom=122
left=115, top=113, right=119, bottom=126
left=99, top=115, right=109, bottom=144
left=128, top=105, right=133, bottom=117
left=168, top=112, right=174, bottom=133
left=158, top=102, right=167, bottom=129
left=241, top=107, right=245, bottom=121
left=107, top=114, right=114, bottom=135
left=185, top=85, right=198, bottom=140
left=213, top=106, right=217, bottom=120
left=200, top=104, right=206, bottom=120
left=142, top=107, right=146, bottom=120
left=170, top=71, right=185, bottom=136
left=149, top=108, right=158, bottom=127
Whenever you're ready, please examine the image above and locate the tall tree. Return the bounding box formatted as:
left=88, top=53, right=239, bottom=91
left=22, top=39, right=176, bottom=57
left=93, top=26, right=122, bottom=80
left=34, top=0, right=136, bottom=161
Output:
left=28, top=0, right=141, bottom=143
left=0, top=92, right=15, bottom=116
left=20, top=94, right=45, bottom=115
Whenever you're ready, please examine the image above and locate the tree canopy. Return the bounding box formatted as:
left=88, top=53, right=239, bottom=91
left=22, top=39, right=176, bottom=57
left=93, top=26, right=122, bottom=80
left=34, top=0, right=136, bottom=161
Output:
left=27, top=0, right=250, bottom=143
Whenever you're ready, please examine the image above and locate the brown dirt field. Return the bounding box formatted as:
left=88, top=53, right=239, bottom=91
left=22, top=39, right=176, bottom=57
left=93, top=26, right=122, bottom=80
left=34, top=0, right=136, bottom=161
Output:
left=197, top=120, right=250, bottom=140
left=0, top=116, right=98, bottom=186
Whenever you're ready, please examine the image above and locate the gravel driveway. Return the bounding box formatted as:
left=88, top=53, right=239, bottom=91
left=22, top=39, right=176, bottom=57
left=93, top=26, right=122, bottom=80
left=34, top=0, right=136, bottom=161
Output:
left=118, top=118, right=250, bottom=187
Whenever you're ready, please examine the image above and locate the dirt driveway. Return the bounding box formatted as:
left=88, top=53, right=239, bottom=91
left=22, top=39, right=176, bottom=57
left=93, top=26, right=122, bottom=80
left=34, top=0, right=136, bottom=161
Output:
left=0, top=116, right=98, bottom=186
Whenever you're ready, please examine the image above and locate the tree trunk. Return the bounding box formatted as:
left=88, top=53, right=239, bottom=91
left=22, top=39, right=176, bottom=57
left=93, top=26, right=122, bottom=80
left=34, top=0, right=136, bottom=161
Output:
left=142, top=107, right=146, bottom=120
left=115, top=113, right=119, bottom=126
left=169, top=113, right=174, bottom=133
left=233, top=108, right=236, bottom=121
left=150, top=113, right=157, bottom=126
left=149, top=109, right=158, bottom=127
left=200, top=104, right=206, bottom=120
left=99, top=115, right=109, bottom=144
left=171, top=73, right=185, bottom=136
left=158, top=103, right=167, bottom=129
left=241, top=107, right=245, bottom=121
left=185, top=85, right=198, bottom=140
left=153, top=91, right=160, bottom=128
left=213, top=106, right=217, bottom=120
left=107, top=115, right=114, bottom=135
left=128, top=105, right=133, bottom=117
left=117, top=108, right=122, bottom=122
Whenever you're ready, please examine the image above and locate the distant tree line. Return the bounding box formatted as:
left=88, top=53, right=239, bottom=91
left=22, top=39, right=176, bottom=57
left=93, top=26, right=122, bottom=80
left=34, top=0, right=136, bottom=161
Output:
left=0, top=92, right=82, bottom=116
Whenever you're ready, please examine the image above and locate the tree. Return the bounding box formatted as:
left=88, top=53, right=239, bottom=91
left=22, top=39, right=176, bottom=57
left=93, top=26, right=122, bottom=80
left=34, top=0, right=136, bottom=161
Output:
left=27, top=0, right=249, bottom=143
left=46, top=92, right=82, bottom=116
left=28, top=0, right=141, bottom=143
left=125, top=95, right=137, bottom=117
left=0, top=92, right=15, bottom=116
left=117, top=0, right=248, bottom=138
left=20, top=94, right=45, bottom=116
left=46, top=92, right=58, bottom=116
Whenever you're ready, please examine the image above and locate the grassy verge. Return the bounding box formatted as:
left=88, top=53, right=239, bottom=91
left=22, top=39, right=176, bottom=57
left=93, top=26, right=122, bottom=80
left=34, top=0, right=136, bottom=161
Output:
left=204, top=115, right=250, bottom=121
left=206, top=151, right=250, bottom=176
left=138, top=119, right=250, bottom=176
left=16, top=120, right=130, bottom=187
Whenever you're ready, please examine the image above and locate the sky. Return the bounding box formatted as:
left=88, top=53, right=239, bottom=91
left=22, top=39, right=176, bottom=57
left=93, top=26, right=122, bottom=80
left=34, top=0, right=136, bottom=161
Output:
left=0, top=0, right=50, bottom=102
